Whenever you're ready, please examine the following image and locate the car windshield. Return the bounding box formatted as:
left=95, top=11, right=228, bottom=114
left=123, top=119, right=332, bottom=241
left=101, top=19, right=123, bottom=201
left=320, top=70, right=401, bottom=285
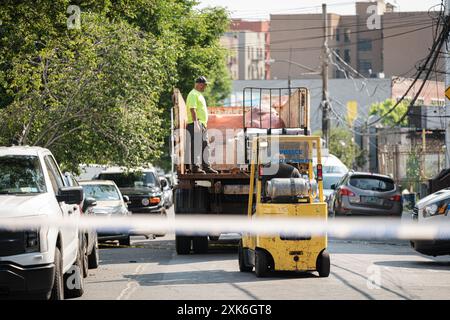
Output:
left=350, top=176, right=395, bottom=192
left=98, top=172, right=159, bottom=188
left=0, top=155, right=47, bottom=194
left=323, top=175, right=343, bottom=189
left=82, top=184, right=120, bottom=201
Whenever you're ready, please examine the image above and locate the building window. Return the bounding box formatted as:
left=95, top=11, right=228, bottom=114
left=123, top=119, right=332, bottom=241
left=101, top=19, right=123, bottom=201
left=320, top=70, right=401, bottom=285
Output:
left=344, top=49, right=351, bottom=63
left=336, top=29, right=341, bottom=42
left=416, top=98, right=425, bottom=106
left=358, top=60, right=372, bottom=75
left=358, top=39, right=372, bottom=51
left=344, top=29, right=351, bottom=43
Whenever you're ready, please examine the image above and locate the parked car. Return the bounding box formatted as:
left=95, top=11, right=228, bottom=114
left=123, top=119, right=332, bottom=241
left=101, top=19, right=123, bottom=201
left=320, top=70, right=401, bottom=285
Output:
left=64, top=173, right=100, bottom=275
left=79, top=180, right=132, bottom=246
left=411, top=189, right=450, bottom=256
left=96, top=168, right=166, bottom=216
left=0, top=146, right=85, bottom=300
left=329, top=171, right=403, bottom=217
left=323, top=173, right=346, bottom=215
left=159, top=177, right=173, bottom=209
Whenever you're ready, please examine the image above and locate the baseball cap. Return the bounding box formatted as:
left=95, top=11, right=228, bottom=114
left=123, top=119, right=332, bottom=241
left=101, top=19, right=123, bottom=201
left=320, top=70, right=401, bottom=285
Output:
left=195, top=76, right=209, bottom=84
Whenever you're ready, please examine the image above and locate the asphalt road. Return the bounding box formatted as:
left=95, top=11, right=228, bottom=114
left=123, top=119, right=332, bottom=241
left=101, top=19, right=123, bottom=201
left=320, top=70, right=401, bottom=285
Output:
left=77, top=209, right=450, bottom=300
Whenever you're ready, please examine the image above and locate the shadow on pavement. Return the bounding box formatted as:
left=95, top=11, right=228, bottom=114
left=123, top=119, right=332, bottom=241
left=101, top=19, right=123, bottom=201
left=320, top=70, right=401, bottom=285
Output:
left=374, top=259, right=450, bottom=271
left=123, top=269, right=318, bottom=287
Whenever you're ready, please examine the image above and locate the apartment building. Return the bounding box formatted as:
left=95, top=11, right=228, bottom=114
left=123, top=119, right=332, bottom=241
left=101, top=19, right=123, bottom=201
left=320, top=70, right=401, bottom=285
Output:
left=270, top=0, right=439, bottom=80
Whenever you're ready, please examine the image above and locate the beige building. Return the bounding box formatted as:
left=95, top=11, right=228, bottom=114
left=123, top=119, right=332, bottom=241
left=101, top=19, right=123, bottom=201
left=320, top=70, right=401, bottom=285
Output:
left=270, top=0, right=440, bottom=80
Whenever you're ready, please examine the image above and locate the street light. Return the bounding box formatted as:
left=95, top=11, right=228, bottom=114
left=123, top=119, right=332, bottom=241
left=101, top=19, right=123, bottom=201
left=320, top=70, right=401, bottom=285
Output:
left=267, top=59, right=321, bottom=88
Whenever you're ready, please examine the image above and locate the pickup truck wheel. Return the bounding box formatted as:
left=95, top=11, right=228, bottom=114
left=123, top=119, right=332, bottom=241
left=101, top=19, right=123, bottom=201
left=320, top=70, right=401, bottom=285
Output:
left=82, top=235, right=89, bottom=278
left=193, top=236, right=208, bottom=254
left=119, top=236, right=131, bottom=246
left=316, top=250, right=331, bottom=278
left=64, top=246, right=85, bottom=298
left=50, top=247, right=64, bottom=300
left=88, top=238, right=99, bottom=269
left=175, top=235, right=191, bottom=255
left=238, top=241, right=253, bottom=272
left=255, top=250, right=269, bottom=278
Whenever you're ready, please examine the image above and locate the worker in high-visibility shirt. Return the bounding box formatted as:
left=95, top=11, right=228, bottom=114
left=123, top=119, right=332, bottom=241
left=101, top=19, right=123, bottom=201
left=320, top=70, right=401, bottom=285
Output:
left=186, top=76, right=218, bottom=174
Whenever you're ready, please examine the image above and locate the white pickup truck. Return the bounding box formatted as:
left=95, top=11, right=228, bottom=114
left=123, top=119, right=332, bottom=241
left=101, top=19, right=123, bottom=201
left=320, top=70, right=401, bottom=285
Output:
left=0, top=146, right=85, bottom=299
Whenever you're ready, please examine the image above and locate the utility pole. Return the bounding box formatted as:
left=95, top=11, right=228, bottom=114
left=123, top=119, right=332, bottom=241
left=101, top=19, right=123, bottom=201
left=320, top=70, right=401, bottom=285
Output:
left=446, top=0, right=450, bottom=168
left=322, top=3, right=331, bottom=147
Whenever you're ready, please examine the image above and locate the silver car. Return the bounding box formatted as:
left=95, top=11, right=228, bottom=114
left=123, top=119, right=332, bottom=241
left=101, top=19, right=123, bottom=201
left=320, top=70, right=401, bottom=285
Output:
left=79, top=180, right=131, bottom=246
left=330, top=172, right=403, bottom=217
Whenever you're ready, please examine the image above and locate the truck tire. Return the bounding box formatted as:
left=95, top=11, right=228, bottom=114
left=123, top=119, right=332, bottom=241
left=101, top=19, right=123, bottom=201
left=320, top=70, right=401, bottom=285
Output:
left=81, top=235, right=89, bottom=278
left=50, top=247, right=64, bottom=300
left=238, top=241, right=253, bottom=272
left=64, top=245, right=85, bottom=299
left=176, top=235, right=191, bottom=255
left=88, top=238, right=99, bottom=269
left=316, top=249, right=331, bottom=278
left=255, top=249, right=270, bottom=278
left=192, top=236, right=208, bottom=254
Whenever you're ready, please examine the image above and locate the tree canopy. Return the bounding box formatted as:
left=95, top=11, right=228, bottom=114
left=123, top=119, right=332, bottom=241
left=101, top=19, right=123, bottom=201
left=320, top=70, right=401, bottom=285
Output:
left=369, top=99, right=409, bottom=127
left=0, top=0, right=231, bottom=171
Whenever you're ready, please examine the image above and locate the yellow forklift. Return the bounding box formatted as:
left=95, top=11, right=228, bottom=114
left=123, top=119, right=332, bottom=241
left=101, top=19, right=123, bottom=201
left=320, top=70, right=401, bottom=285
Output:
left=238, top=135, right=330, bottom=278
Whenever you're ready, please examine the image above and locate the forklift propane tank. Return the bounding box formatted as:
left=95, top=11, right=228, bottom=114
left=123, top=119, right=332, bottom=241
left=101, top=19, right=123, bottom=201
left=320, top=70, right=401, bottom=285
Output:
left=266, top=178, right=318, bottom=198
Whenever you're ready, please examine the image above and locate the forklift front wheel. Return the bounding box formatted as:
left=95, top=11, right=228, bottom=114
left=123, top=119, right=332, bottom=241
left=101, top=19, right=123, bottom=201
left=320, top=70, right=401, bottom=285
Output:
left=238, top=241, right=253, bottom=272
left=316, top=250, right=331, bottom=278
left=255, top=249, right=270, bottom=278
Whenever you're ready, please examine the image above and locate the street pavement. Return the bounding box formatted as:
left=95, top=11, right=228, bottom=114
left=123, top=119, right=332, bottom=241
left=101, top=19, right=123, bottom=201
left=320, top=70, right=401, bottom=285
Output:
left=77, top=208, right=450, bottom=300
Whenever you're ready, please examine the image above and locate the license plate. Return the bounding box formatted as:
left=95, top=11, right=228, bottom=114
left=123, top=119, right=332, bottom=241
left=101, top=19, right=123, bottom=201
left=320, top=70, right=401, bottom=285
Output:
left=362, top=196, right=384, bottom=205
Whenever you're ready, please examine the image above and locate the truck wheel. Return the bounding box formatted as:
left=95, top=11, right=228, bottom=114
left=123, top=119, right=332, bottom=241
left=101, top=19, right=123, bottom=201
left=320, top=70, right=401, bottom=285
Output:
left=50, top=247, right=64, bottom=300
left=316, top=250, right=331, bottom=278
left=88, top=238, right=99, bottom=269
left=119, top=236, right=131, bottom=246
left=64, top=245, right=85, bottom=298
left=238, top=241, right=253, bottom=272
left=255, top=250, right=270, bottom=278
left=176, top=235, right=191, bottom=255
left=193, top=236, right=208, bottom=254
left=81, top=235, right=89, bottom=278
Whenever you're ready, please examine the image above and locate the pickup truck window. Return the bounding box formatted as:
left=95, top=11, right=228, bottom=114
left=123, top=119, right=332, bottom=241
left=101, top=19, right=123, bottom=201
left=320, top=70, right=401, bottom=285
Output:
left=0, top=155, right=47, bottom=194
left=44, top=155, right=64, bottom=193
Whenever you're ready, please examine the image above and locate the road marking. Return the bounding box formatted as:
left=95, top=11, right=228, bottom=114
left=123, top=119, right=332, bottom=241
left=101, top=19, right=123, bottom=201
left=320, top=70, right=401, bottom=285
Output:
left=116, top=264, right=146, bottom=300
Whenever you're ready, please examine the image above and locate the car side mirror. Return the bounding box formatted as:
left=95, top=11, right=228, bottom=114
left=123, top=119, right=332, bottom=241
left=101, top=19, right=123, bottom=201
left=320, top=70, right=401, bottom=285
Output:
left=123, top=195, right=130, bottom=204
left=331, top=184, right=336, bottom=190
left=57, top=187, right=83, bottom=205
left=83, top=197, right=97, bottom=212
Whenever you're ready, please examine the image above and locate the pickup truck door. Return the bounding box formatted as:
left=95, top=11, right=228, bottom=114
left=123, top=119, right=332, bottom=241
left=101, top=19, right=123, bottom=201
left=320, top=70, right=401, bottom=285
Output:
left=43, top=155, right=80, bottom=272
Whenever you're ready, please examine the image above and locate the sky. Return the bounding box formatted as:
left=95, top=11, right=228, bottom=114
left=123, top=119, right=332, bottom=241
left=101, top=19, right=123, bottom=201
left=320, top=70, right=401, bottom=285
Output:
left=196, top=0, right=443, bottom=19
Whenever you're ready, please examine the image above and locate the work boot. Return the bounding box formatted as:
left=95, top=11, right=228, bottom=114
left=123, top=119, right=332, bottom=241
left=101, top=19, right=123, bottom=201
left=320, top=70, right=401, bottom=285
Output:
left=203, top=166, right=218, bottom=174
left=192, top=166, right=206, bottom=174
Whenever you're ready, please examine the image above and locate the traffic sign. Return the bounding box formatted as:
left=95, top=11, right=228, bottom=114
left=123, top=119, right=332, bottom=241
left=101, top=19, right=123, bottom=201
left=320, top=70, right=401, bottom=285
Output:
left=446, top=86, right=450, bottom=101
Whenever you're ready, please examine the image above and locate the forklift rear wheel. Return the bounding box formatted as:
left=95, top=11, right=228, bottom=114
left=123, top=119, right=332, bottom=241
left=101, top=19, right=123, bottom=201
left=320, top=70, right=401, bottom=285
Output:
left=316, top=250, right=331, bottom=278
left=255, top=250, right=270, bottom=278
left=176, top=235, right=191, bottom=255
left=193, top=236, right=208, bottom=254
left=238, top=241, right=253, bottom=272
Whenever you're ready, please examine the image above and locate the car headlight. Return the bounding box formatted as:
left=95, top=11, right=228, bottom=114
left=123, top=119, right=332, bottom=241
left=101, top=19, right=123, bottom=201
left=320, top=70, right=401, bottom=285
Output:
left=25, top=230, right=40, bottom=253
left=422, top=202, right=448, bottom=218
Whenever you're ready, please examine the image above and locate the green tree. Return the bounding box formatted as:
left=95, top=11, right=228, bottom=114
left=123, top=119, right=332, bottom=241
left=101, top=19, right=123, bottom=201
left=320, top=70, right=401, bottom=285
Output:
left=315, top=128, right=363, bottom=169
left=369, top=99, right=409, bottom=127
left=0, top=0, right=231, bottom=172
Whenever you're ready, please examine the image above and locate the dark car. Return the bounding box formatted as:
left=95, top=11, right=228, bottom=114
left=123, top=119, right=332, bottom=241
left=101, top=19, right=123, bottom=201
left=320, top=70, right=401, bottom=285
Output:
left=330, top=171, right=403, bottom=217
left=97, top=169, right=166, bottom=215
